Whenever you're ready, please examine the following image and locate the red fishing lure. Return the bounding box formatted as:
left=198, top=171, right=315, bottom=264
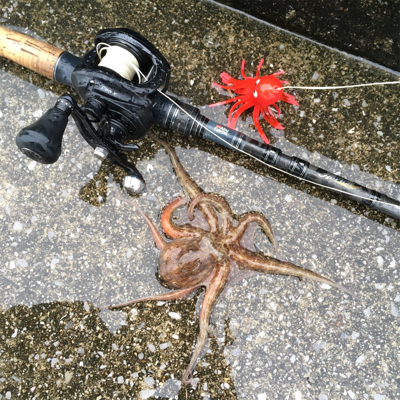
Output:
left=209, top=59, right=298, bottom=144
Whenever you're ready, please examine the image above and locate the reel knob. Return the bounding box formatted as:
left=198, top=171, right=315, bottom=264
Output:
left=123, top=174, right=145, bottom=194
left=16, top=97, right=72, bottom=164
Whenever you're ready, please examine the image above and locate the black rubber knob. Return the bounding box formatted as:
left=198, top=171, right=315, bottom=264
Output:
left=16, top=99, right=72, bottom=164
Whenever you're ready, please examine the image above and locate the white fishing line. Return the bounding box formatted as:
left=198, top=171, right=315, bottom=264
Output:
left=96, top=43, right=142, bottom=83
left=281, top=81, right=400, bottom=90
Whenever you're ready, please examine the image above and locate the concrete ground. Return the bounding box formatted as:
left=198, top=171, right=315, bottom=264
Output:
left=0, top=0, right=399, bottom=399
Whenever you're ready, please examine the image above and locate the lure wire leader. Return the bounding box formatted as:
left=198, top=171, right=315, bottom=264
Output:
left=107, top=50, right=400, bottom=210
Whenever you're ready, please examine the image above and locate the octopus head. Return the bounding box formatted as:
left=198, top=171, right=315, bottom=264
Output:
left=253, top=75, right=283, bottom=106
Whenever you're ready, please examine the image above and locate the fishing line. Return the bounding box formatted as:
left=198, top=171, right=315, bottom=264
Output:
left=106, top=48, right=400, bottom=209
left=280, top=81, right=400, bottom=90
left=96, top=43, right=142, bottom=83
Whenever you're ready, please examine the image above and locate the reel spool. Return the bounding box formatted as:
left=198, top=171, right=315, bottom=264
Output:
left=16, top=28, right=170, bottom=194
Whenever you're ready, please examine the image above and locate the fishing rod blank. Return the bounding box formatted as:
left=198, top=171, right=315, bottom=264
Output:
left=151, top=96, right=400, bottom=220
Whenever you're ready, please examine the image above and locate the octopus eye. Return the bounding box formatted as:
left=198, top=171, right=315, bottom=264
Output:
left=255, top=79, right=260, bottom=85
left=253, top=90, right=258, bottom=98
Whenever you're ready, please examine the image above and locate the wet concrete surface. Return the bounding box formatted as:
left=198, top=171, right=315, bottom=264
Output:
left=212, top=0, right=400, bottom=72
left=0, top=0, right=399, bottom=399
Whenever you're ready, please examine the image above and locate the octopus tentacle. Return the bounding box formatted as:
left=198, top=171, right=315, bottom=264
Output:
left=237, top=221, right=258, bottom=252
left=108, top=284, right=203, bottom=310
left=227, top=97, right=250, bottom=125
left=229, top=244, right=360, bottom=301
left=182, top=259, right=231, bottom=384
left=261, top=107, right=284, bottom=130
left=240, top=59, right=247, bottom=79
left=281, top=92, right=299, bottom=106
left=271, top=103, right=281, bottom=117
left=272, top=70, right=285, bottom=76
left=230, top=101, right=256, bottom=128
left=219, top=71, right=252, bottom=86
left=219, top=71, right=235, bottom=84
left=188, top=194, right=233, bottom=234
left=149, top=135, right=219, bottom=233
left=161, top=197, right=207, bottom=239
left=115, top=192, right=166, bottom=250
left=208, top=94, right=247, bottom=108
left=230, top=212, right=278, bottom=254
left=241, top=59, right=256, bottom=80
left=211, top=80, right=249, bottom=91
left=149, top=135, right=202, bottom=200
left=253, top=106, right=270, bottom=144
left=255, top=58, right=264, bottom=79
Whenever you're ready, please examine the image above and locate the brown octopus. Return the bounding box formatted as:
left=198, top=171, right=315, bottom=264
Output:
left=110, top=135, right=357, bottom=384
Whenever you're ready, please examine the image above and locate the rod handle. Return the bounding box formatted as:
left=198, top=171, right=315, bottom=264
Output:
left=0, top=26, right=64, bottom=80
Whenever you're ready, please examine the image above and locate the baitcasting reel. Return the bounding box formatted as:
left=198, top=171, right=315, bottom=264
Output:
left=15, top=28, right=170, bottom=193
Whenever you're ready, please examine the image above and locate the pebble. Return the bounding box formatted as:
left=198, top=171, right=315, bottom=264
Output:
left=140, top=389, right=155, bottom=399
left=390, top=302, right=398, bottom=318
left=356, top=354, right=365, bottom=364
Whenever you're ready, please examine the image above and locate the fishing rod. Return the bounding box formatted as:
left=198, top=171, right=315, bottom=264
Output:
left=0, top=26, right=399, bottom=219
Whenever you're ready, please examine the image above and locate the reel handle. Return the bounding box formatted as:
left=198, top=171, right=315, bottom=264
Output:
left=16, top=98, right=72, bottom=164
left=2, top=27, right=168, bottom=194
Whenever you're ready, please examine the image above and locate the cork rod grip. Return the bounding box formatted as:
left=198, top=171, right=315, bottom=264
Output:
left=0, top=26, right=64, bottom=79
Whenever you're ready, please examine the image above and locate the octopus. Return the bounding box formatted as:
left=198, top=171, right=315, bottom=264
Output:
left=110, top=134, right=358, bottom=384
